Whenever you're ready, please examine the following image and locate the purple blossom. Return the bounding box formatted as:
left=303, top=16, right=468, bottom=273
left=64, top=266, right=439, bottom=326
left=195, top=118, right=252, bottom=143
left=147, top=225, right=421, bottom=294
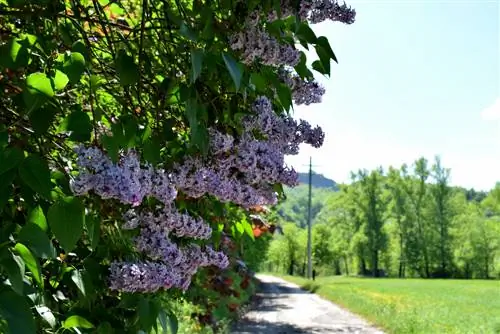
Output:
left=229, top=27, right=301, bottom=67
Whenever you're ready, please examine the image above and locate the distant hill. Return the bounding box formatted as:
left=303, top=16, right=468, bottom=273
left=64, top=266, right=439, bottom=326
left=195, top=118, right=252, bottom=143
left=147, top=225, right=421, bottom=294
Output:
left=297, top=172, right=339, bottom=190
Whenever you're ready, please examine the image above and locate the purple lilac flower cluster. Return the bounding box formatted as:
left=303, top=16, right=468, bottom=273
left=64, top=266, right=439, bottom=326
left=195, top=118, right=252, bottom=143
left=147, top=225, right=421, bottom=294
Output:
left=70, top=146, right=228, bottom=292
left=70, top=146, right=176, bottom=206
left=169, top=95, right=324, bottom=207
left=266, top=0, right=356, bottom=25
left=229, top=27, right=301, bottom=67
left=278, top=69, right=326, bottom=106
left=122, top=206, right=212, bottom=240
left=109, top=244, right=228, bottom=292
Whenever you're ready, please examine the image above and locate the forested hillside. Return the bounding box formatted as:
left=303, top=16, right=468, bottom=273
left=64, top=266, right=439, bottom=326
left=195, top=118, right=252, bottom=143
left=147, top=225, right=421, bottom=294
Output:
left=266, top=156, right=500, bottom=279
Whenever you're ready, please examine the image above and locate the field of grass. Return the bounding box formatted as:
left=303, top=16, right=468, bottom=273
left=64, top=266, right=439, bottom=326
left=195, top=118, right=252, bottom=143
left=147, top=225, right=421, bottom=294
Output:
left=273, top=274, right=500, bottom=334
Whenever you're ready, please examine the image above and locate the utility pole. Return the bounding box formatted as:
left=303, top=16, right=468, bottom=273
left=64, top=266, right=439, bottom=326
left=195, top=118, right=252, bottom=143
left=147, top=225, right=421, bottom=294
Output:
left=307, top=156, right=313, bottom=279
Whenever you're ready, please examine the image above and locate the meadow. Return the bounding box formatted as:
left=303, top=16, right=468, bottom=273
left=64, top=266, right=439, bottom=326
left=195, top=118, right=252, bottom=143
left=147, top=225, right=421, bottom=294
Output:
left=276, top=275, right=500, bottom=334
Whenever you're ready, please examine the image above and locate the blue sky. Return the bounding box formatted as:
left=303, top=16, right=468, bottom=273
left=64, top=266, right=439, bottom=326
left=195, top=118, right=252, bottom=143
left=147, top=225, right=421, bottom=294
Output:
left=285, top=0, right=500, bottom=191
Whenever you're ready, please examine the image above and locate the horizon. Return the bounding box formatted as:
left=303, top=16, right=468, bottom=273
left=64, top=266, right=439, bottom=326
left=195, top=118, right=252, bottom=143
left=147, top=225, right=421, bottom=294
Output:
left=284, top=0, right=499, bottom=192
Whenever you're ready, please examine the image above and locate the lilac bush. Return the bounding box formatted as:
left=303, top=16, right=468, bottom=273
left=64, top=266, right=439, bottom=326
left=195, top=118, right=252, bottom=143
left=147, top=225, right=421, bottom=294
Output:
left=68, top=0, right=353, bottom=294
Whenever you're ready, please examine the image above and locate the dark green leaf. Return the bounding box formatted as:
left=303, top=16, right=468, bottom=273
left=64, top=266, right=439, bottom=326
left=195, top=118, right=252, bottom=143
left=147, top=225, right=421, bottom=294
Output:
left=294, top=52, right=314, bottom=80
left=13, top=243, right=43, bottom=288
left=18, top=155, right=52, bottom=200
left=314, top=44, right=331, bottom=76
left=101, top=135, right=119, bottom=162
left=116, top=50, right=140, bottom=86
left=52, top=69, right=69, bottom=91
left=0, top=289, right=36, bottom=334
left=62, top=315, right=94, bottom=329
left=178, top=22, right=198, bottom=41
left=29, top=104, right=57, bottom=135
left=84, top=215, right=100, bottom=250
left=190, top=49, right=204, bottom=83
left=312, top=60, right=328, bottom=75
left=222, top=53, right=243, bottom=91
left=316, top=36, right=338, bottom=63
left=138, top=298, right=158, bottom=332
left=18, top=223, right=55, bottom=259
left=23, top=72, right=54, bottom=112
left=0, top=147, right=24, bottom=175
left=158, top=309, right=168, bottom=334
left=47, top=196, right=85, bottom=253
left=0, top=249, right=25, bottom=295
left=276, top=84, right=293, bottom=112
left=35, top=306, right=56, bottom=328
left=296, top=23, right=317, bottom=44
left=142, top=136, right=161, bottom=165
left=63, top=52, right=86, bottom=84
left=71, top=269, right=86, bottom=297
left=64, top=110, right=92, bottom=142
left=250, top=73, right=266, bottom=92
left=168, top=313, right=178, bottom=334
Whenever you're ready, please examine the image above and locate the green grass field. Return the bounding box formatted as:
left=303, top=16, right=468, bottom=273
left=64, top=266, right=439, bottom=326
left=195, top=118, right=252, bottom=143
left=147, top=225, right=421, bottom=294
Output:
left=273, top=275, right=500, bottom=334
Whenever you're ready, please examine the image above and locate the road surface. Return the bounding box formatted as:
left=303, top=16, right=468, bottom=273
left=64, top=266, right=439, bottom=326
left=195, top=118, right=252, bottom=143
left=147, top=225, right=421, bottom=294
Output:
left=232, top=274, right=385, bottom=334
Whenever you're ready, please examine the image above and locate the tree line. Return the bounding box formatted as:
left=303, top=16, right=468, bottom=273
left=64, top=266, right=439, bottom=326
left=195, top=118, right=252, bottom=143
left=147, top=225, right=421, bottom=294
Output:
left=265, top=156, right=500, bottom=279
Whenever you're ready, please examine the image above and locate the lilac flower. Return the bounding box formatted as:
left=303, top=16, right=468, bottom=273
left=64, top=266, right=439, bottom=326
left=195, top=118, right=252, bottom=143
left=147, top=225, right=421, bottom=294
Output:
left=279, top=70, right=326, bottom=105
left=229, top=27, right=301, bottom=67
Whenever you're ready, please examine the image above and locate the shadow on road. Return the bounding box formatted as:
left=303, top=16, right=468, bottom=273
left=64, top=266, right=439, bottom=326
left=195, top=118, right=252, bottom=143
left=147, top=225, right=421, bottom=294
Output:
left=232, top=318, right=317, bottom=333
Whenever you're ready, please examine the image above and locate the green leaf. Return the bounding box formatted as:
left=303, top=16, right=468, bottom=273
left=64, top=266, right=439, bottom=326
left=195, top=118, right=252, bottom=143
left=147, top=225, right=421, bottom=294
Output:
left=168, top=313, right=178, bottom=334
left=222, top=53, right=243, bottom=91
left=115, top=50, right=140, bottom=86
left=158, top=309, right=168, bottom=334
left=0, top=35, right=35, bottom=70
left=18, top=155, right=53, bottom=200
left=235, top=221, right=244, bottom=236
left=296, top=23, right=317, bottom=44
left=101, top=135, right=119, bottom=162
left=71, top=40, right=90, bottom=62
left=84, top=215, right=100, bottom=250
left=178, top=22, right=198, bottom=41
left=35, top=305, right=56, bottom=328
left=51, top=69, right=69, bottom=91
left=142, top=136, right=161, bottom=165
left=0, top=147, right=24, bottom=175
left=250, top=73, right=266, bottom=92
left=14, top=243, right=43, bottom=288
left=47, top=197, right=85, bottom=253
left=0, top=249, right=25, bottom=295
left=23, top=72, right=54, bottom=111
left=312, top=60, right=327, bottom=75
left=185, top=100, right=209, bottom=154
left=62, top=315, right=94, bottom=329
left=314, top=44, right=331, bottom=76
left=241, top=219, right=255, bottom=241
left=316, top=36, right=338, bottom=63
left=190, top=49, right=204, bottom=83
left=63, top=52, right=86, bottom=84
left=0, top=289, right=36, bottom=334
left=29, top=104, right=57, bottom=135
left=276, top=84, right=293, bottom=112
left=64, top=110, right=92, bottom=142
left=27, top=206, right=48, bottom=231
left=294, top=52, right=314, bottom=80
left=71, top=269, right=86, bottom=297
left=138, top=298, right=159, bottom=332
left=18, top=222, right=55, bottom=259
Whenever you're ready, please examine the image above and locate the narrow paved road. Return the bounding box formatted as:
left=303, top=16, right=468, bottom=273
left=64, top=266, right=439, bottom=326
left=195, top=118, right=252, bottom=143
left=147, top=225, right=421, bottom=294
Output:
left=232, top=275, right=384, bottom=334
